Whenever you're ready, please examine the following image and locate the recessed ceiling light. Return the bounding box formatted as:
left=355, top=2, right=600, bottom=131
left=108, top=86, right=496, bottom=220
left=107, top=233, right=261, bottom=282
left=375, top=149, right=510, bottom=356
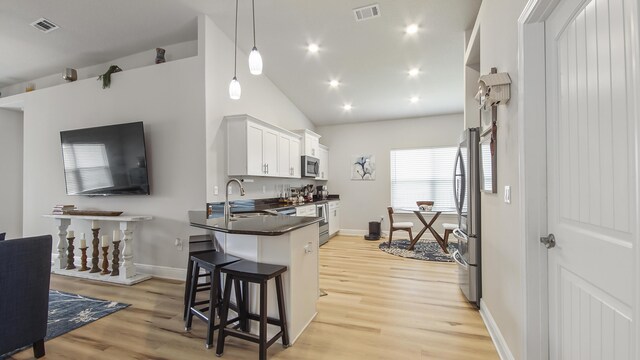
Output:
left=408, top=68, right=420, bottom=77
left=343, top=104, right=352, bottom=111
left=308, top=43, right=320, bottom=53
left=410, top=96, right=420, bottom=103
left=405, top=24, right=419, bottom=35
left=329, top=80, right=340, bottom=88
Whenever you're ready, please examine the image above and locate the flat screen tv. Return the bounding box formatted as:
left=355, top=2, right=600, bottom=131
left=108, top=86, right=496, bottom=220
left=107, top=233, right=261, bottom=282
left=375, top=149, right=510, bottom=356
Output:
left=60, top=122, right=150, bottom=196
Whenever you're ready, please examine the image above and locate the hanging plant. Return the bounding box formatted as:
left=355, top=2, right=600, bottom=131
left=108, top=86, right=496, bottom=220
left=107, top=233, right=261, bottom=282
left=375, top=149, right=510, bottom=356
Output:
left=97, top=65, right=122, bottom=89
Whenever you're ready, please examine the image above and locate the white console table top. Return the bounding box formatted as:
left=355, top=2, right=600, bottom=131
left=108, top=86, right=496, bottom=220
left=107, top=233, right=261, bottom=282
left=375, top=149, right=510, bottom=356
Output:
left=43, top=214, right=152, bottom=221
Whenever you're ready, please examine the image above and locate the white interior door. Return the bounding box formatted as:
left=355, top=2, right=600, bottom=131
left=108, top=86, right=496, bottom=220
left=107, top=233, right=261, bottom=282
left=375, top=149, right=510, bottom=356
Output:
left=545, top=0, right=638, bottom=358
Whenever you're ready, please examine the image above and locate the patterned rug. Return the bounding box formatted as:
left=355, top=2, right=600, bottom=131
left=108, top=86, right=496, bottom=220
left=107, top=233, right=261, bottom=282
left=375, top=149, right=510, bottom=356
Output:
left=379, top=239, right=458, bottom=262
left=0, top=290, right=129, bottom=359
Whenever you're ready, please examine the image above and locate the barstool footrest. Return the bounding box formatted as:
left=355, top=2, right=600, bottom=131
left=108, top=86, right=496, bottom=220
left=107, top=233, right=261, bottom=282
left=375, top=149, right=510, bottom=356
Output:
left=244, top=313, right=285, bottom=327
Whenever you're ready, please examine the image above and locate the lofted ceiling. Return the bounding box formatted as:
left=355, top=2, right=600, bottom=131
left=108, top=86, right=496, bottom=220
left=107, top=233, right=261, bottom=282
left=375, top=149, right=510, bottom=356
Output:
left=0, top=0, right=480, bottom=125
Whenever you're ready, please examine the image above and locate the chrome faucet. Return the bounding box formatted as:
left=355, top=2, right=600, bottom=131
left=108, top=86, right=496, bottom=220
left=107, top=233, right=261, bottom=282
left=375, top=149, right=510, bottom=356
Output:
left=224, top=178, right=246, bottom=222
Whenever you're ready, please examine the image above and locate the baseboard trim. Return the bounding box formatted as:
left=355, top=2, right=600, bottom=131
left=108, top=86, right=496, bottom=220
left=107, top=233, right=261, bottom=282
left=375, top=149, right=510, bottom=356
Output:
left=134, top=263, right=186, bottom=281
left=480, top=299, right=515, bottom=360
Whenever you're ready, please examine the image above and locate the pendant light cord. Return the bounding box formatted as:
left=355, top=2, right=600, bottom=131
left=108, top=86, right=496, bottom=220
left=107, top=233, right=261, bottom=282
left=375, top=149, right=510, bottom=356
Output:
left=252, top=0, right=256, bottom=47
left=234, top=0, right=238, bottom=77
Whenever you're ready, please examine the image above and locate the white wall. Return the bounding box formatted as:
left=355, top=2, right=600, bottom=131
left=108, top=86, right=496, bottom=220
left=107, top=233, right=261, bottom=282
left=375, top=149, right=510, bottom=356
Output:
left=317, top=114, right=463, bottom=235
left=475, top=0, right=528, bottom=358
left=199, top=15, right=316, bottom=202
left=21, top=55, right=206, bottom=270
left=0, top=40, right=198, bottom=98
left=0, top=109, right=23, bottom=238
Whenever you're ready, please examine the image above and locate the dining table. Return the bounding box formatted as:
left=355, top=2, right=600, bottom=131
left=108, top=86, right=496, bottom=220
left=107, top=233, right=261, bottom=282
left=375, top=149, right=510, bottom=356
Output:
left=398, top=207, right=455, bottom=253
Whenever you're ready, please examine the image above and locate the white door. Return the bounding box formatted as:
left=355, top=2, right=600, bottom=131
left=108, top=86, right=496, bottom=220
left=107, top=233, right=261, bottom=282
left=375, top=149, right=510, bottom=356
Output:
left=545, top=0, right=638, bottom=358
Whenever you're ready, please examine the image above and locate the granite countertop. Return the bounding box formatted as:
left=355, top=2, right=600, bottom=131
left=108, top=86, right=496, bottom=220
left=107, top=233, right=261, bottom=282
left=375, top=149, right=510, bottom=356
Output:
left=207, top=196, right=340, bottom=216
left=189, top=211, right=321, bottom=236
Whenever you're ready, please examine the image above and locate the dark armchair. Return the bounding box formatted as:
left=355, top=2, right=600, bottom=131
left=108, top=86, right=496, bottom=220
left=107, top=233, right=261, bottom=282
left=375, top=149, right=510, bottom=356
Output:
left=0, top=235, right=52, bottom=358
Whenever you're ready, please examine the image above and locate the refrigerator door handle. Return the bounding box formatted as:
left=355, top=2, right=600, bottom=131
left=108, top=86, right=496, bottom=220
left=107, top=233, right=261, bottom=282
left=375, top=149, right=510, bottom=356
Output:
left=453, top=147, right=461, bottom=214
left=452, top=250, right=468, bottom=269
left=452, top=228, right=468, bottom=241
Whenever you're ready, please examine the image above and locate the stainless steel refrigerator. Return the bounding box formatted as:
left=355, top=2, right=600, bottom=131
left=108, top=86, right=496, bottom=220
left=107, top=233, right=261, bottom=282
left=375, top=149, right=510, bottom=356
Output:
left=452, top=127, right=481, bottom=307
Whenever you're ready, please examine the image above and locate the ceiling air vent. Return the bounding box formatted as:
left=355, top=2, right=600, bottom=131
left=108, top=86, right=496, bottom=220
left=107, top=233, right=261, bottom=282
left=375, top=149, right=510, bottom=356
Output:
left=30, top=18, right=59, bottom=33
left=353, top=4, right=381, bottom=22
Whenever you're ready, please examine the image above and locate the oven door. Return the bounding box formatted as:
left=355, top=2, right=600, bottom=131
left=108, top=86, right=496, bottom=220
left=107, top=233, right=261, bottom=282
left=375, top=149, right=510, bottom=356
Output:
left=316, top=203, right=328, bottom=226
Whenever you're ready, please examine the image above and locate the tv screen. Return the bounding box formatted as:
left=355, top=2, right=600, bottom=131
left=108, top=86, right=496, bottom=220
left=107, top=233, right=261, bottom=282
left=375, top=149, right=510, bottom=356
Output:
left=60, top=122, right=150, bottom=196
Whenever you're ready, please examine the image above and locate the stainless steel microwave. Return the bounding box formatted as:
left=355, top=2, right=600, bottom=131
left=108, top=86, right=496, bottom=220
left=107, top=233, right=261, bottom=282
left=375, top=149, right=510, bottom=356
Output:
left=301, top=156, right=319, bottom=177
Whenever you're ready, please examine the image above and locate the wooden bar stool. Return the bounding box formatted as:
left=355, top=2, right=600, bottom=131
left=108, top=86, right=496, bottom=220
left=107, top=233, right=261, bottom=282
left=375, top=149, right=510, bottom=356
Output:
left=183, top=241, right=217, bottom=320
left=185, top=252, right=241, bottom=348
left=216, top=260, right=290, bottom=360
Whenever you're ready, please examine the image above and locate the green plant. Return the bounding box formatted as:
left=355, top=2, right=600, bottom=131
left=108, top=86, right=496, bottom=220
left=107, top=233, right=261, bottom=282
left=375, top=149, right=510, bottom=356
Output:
left=97, top=65, right=122, bottom=89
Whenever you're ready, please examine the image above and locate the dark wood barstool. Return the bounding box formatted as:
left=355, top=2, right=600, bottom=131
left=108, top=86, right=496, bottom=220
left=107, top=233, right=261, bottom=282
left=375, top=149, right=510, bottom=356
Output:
left=185, top=252, right=241, bottom=348
left=183, top=240, right=217, bottom=320
left=216, top=260, right=289, bottom=360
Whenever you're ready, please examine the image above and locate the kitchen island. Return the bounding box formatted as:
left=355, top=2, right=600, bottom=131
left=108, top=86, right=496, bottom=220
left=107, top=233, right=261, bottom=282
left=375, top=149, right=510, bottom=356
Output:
left=188, top=211, right=320, bottom=344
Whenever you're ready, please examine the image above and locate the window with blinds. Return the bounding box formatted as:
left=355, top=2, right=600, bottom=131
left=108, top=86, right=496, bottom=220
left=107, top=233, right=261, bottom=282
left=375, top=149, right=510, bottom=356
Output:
left=390, top=147, right=457, bottom=209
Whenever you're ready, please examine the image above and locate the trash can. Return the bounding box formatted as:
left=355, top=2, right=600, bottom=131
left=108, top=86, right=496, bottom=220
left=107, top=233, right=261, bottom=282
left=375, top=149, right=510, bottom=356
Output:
left=364, top=218, right=382, bottom=240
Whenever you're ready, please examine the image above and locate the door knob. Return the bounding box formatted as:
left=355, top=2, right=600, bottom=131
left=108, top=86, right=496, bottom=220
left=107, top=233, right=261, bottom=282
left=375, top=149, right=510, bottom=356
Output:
left=540, top=234, right=556, bottom=249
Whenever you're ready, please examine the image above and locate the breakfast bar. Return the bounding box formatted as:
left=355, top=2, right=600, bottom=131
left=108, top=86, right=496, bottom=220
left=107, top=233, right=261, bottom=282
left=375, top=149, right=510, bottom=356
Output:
left=188, top=211, right=321, bottom=344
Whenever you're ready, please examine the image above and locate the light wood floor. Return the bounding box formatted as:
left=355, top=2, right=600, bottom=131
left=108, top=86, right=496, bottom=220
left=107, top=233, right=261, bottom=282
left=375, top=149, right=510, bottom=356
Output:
left=12, top=235, right=498, bottom=360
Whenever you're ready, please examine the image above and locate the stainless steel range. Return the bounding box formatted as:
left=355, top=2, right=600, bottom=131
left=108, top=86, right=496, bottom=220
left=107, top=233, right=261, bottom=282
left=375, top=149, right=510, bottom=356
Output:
left=316, top=203, right=329, bottom=246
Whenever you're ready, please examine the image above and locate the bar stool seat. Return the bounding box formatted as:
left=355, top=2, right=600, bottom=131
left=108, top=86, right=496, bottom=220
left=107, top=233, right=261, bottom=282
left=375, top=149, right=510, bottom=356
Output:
left=216, top=260, right=290, bottom=360
left=183, top=241, right=217, bottom=320
left=185, top=252, right=241, bottom=348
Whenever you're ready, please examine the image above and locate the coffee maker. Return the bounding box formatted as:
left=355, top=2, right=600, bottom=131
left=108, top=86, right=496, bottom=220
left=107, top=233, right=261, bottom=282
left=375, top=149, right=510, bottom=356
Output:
left=316, top=185, right=328, bottom=200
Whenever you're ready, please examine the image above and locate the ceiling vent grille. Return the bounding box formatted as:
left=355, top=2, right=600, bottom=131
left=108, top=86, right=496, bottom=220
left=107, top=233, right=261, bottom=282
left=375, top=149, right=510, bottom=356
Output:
left=30, top=18, right=59, bottom=33
left=353, top=4, right=381, bottom=22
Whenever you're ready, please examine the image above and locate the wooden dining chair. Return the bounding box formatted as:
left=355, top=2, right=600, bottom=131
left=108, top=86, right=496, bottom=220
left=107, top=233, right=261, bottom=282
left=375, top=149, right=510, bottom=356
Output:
left=442, top=223, right=457, bottom=248
left=387, top=207, right=414, bottom=248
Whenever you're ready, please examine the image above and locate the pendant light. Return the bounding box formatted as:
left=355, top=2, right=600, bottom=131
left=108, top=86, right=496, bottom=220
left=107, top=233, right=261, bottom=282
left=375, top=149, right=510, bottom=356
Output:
left=248, top=0, right=263, bottom=75
left=229, top=0, right=241, bottom=100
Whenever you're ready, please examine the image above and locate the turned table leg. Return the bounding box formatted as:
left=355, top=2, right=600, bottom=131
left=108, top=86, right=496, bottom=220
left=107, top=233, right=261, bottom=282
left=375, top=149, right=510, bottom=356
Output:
left=55, top=219, right=70, bottom=269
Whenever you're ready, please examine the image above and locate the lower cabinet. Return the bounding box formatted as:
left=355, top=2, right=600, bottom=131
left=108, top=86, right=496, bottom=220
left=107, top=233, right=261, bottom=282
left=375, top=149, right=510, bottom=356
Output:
left=328, top=201, right=340, bottom=237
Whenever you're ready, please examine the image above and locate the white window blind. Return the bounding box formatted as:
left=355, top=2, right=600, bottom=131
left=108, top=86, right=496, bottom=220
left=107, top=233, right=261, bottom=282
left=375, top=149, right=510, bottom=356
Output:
left=390, top=147, right=457, bottom=209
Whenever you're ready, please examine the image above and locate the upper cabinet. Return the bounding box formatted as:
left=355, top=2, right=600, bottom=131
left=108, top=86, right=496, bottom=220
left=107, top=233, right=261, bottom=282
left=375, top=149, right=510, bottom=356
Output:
left=226, top=114, right=301, bottom=178
left=294, top=129, right=321, bottom=158
left=317, top=144, right=329, bottom=181
left=278, top=133, right=301, bottom=178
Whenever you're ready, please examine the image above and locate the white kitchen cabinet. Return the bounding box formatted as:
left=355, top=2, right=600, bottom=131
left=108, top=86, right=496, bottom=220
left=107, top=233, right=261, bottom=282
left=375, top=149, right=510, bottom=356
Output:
left=329, top=201, right=340, bottom=237
left=317, top=145, right=329, bottom=180
left=227, top=114, right=300, bottom=178
left=246, top=122, right=278, bottom=176
left=294, top=129, right=321, bottom=158
left=278, top=134, right=302, bottom=178
left=290, top=137, right=301, bottom=178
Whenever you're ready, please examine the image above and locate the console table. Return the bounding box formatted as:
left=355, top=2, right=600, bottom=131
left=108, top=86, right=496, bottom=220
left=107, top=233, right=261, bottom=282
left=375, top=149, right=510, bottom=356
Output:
left=43, top=214, right=152, bottom=285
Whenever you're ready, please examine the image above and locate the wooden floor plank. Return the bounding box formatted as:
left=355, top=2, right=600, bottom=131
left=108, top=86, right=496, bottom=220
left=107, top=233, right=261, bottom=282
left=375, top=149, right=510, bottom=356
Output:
left=10, top=235, right=498, bottom=359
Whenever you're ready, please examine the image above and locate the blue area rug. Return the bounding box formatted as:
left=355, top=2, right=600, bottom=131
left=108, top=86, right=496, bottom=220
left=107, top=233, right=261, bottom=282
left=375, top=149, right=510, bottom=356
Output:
left=0, top=290, right=129, bottom=359
left=379, top=239, right=458, bottom=262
